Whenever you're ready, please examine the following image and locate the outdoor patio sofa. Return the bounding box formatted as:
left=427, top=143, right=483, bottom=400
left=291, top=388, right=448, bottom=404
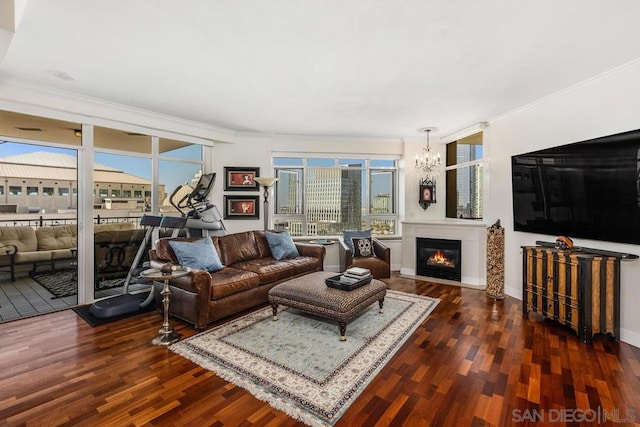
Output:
left=0, top=222, right=146, bottom=283
left=0, top=224, right=77, bottom=281
left=149, top=230, right=326, bottom=329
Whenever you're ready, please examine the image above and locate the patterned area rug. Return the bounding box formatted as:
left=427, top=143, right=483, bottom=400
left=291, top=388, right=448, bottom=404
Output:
left=171, top=290, right=440, bottom=426
left=31, top=269, right=125, bottom=299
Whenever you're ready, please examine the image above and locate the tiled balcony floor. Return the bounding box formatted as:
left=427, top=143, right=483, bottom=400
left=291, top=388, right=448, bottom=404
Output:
left=0, top=271, right=151, bottom=323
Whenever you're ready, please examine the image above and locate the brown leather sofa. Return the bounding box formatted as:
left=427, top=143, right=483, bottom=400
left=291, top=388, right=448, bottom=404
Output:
left=149, top=230, right=326, bottom=328
left=339, top=237, right=391, bottom=279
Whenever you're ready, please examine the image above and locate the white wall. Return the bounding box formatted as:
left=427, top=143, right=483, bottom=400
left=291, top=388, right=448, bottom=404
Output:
left=486, top=62, right=640, bottom=347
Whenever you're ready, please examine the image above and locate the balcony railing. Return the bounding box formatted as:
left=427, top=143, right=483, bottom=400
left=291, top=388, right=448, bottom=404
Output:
left=0, top=215, right=143, bottom=228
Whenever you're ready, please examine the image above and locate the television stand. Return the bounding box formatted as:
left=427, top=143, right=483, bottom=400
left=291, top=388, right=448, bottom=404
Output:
left=523, top=244, right=638, bottom=342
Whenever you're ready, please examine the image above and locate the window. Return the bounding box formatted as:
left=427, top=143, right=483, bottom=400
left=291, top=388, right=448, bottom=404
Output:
left=43, top=187, right=54, bottom=196
left=27, top=186, right=38, bottom=196
left=10, top=186, right=22, bottom=195
left=446, top=132, right=483, bottom=219
left=273, top=156, right=398, bottom=236
left=58, top=188, right=69, bottom=196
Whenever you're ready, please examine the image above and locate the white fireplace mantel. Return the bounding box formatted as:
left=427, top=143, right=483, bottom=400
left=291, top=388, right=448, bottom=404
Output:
left=401, top=220, right=487, bottom=289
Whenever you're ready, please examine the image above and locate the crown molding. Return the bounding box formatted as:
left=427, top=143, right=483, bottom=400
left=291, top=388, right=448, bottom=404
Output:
left=0, top=77, right=238, bottom=144
left=489, top=57, right=640, bottom=126
left=440, top=122, right=488, bottom=144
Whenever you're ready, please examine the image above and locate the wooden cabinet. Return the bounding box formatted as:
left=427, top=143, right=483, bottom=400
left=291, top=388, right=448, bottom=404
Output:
left=522, top=246, right=626, bottom=342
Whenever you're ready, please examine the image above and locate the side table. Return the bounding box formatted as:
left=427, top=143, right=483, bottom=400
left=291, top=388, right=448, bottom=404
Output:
left=140, top=267, right=191, bottom=346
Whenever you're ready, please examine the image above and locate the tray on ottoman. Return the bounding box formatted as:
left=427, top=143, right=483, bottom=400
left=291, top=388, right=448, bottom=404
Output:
left=325, top=274, right=372, bottom=291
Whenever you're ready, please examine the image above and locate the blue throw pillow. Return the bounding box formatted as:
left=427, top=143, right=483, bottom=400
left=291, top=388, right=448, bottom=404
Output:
left=265, top=231, right=299, bottom=260
left=342, top=229, right=371, bottom=252
left=169, top=237, right=224, bottom=272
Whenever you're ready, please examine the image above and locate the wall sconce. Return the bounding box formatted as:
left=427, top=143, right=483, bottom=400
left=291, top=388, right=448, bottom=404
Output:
left=419, top=178, right=436, bottom=210
left=73, top=129, right=82, bottom=137
left=254, top=176, right=279, bottom=230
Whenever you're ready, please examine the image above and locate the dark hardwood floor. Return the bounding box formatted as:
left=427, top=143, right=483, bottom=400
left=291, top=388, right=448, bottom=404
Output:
left=1, top=274, right=639, bottom=426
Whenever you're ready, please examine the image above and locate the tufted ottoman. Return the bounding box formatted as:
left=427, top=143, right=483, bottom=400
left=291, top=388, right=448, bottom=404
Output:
left=268, top=271, right=387, bottom=341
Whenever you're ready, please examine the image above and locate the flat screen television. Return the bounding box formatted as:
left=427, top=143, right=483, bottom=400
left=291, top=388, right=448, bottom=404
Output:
left=511, top=128, right=640, bottom=245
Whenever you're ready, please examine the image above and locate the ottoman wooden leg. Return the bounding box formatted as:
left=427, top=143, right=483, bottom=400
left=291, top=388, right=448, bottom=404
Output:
left=271, top=303, right=279, bottom=321
left=338, top=321, right=347, bottom=341
left=378, top=297, right=385, bottom=313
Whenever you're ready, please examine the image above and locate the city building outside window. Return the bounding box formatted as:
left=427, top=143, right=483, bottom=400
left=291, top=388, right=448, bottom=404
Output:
left=272, top=156, right=398, bottom=237
left=445, top=132, right=483, bottom=220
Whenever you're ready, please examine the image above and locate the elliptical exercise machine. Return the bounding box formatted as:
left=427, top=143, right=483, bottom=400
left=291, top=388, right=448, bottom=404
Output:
left=169, top=172, right=227, bottom=237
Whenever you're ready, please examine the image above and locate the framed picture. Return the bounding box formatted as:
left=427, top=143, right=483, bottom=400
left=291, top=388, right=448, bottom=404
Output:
left=419, top=179, right=436, bottom=210
left=224, top=195, right=260, bottom=219
left=420, top=184, right=434, bottom=202
left=224, top=167, right=260, bottom=191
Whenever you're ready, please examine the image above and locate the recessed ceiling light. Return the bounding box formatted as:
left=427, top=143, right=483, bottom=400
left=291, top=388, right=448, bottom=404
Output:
left=15, top=127, right=43, bottom=132
left=46, top=69, right=76, bottom=81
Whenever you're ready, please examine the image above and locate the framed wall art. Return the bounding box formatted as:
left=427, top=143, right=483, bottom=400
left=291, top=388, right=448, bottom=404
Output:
left=419, top=178, right=436, bottom=210
left=224, top=167, right=260, bottom=191
left=224, top=195, right=260, bottom=219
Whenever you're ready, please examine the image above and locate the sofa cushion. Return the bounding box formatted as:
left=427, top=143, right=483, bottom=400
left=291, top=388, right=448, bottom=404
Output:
left=36, top=224, right=77, bottom=250
left=342, top=229, right=371, bottom=253
left=253, top=231, right=272, bottom=258
left=51, top=249, right=75, bottom=260
left=169, top=237, right=224, bottom=272
left=283, top=256, right=323, bottom=275
left=265, top=231, right=299, bottom=260
left=231, top=258, right=296, bottom=285
left=217, top=232, right=260, bottom=266
left=209, top=267, right=260, bottom=300
left=94, top=222, right=136, bottom=232
left=0, top=226, right=38, bottom=252
left=13, top=251, right=52, bottom=264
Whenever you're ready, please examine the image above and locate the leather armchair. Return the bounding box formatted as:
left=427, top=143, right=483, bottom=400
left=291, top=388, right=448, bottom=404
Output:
left=339, top=237, right=391, bottom=279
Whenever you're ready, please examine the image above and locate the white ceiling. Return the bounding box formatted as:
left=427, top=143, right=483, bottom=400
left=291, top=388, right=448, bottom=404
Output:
left=2, top=0, right=640, bottom=139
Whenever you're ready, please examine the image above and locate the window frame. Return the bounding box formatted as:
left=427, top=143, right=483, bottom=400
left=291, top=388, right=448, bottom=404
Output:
left=445, top=133, right=484, bottom=220
left=272, top=155, right=399, bottom=237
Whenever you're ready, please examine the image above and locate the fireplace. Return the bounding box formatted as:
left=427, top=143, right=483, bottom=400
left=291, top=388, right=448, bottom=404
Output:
left=416, top=237, right=462, bottom=281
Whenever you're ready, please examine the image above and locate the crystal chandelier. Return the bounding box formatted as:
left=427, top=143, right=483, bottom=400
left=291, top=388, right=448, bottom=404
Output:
left=415, top=127, right=442, bottom=178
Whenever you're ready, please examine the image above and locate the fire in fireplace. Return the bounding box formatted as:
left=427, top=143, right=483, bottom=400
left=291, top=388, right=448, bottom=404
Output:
left=416, top=237, right=462, bottom=281
left=427, top=250, right=456, bottom=268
